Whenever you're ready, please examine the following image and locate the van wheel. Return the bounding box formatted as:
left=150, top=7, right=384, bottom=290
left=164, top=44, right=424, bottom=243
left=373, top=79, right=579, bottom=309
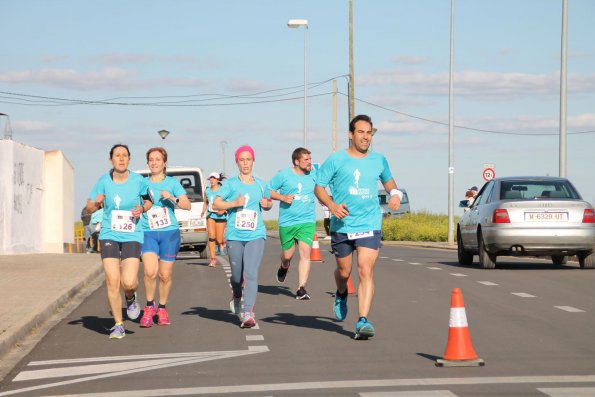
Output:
left=578, top=251, right=595, bottom=269
left=198, top=246, right=208, bottom=259
left=551, top=255, right=567, bottom=265
left=457, top=230, right=473, bottom=266
left=478, top=234, right=496, bottom=269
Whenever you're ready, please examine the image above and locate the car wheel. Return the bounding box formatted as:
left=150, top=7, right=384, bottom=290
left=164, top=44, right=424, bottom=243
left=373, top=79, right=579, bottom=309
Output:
left=457, top=230, right=473, bottom=266
left=478, top=234, right=496, bottom=269
left=551, top=255, right=567, bottom=266
left=198, top=245, right=209, bottom=259
left=578, top=251, right=595, bottom=269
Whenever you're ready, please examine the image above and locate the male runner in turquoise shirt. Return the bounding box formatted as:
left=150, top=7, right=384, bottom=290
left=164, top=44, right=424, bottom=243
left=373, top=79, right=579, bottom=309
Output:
left=267, top=147, right=316, bottom=300
left=315, top=115, right=402, bottom=340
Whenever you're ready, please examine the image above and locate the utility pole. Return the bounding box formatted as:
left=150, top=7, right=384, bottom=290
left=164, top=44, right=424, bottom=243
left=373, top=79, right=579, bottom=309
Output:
left=559, top=0, right=568, bottom=177
left=332, top=80, right=338, bottom=152
left=348, top=0, right=355, bottom=124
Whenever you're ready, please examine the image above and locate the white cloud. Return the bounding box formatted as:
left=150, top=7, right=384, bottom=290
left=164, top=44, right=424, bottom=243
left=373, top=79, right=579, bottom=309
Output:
left=392, top=55, right=431, bottom=65
left=358, top=69, right=595, bottom=98
left=12, top=120, right=54, bottom=131
left=0, top=67, right=212, bottom=91
left=225, top=79, right=270, bottom=93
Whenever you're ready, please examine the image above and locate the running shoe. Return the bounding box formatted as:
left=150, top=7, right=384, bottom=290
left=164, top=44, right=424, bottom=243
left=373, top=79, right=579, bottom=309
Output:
left=109, top=324, right=126, bottom=339
left=295, top=286, right=311, bottom=300
left=214, top=246, right=220, bottom=255
left=219, top=247, right=226, bottom=255
left=229, top=297, right=242, bottom=316
left=208, top=258, right=217, bottom=267
left=126, top=292, right=140, bottom=320
left=240, top=312, right=257, bottom=328
left=139, top=304, right=156, bottom=328
left=157, top=307, right=171, bottom=325
left=354, top=317, right=375, bottom=340
left=333, top=289, right=348, bottom=321
left=276, top=265, right=289, bottom=283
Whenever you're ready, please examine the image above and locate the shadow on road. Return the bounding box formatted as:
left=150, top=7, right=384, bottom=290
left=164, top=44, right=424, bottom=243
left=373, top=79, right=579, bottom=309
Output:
left=257, top=284, right=295, bottom=298
left=416, top=352, right=442, bottom=362
left=68, top=315, right=136, bottom=337
left=181, top=306, right=239, bottom=326
left=260, top=312, right=353, bottom=338
left=438, top=260, right=579, bottom=271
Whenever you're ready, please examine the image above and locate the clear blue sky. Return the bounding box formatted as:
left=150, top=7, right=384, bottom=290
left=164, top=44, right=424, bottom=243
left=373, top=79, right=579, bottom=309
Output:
left=1, top=0, right=594, bottom=217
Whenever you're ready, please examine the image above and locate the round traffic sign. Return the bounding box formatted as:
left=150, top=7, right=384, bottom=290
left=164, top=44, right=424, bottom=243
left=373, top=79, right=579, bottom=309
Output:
left=483, top=167, right=495, bottom=181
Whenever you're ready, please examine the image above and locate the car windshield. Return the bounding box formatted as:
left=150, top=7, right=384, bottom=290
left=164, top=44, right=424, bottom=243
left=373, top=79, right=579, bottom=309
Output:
left=499, top=180, right=580, bottom=200
left=378, top=191, right=409, bottom=204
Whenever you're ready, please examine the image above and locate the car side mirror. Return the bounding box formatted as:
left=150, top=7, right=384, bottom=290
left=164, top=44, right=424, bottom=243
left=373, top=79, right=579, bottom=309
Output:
left=459, top=199, right=470, bottom=208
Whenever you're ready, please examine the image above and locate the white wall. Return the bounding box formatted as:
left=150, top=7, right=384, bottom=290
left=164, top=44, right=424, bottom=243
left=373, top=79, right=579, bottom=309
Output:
left=43, top=151, right=75, bottom=253
left=0, top=140, right=44, bottom=253
left=0, top=140, right=74, bottom=254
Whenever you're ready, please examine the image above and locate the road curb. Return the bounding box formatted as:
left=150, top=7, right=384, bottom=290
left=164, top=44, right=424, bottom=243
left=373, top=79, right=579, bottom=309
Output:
left=0, top=263, right=104, bottom=360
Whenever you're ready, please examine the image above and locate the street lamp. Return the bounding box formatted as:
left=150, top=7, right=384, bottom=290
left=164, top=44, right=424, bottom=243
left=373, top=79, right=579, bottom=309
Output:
left=287, top=18, right=308, bottom=148
left=157, top=129, right=170, bottom=140
left=220, top=140, right=228, bottom=175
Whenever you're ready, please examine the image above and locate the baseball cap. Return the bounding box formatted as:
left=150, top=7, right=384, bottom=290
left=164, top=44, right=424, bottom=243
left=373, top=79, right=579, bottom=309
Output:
left=208, top=172, right=220, bottom=179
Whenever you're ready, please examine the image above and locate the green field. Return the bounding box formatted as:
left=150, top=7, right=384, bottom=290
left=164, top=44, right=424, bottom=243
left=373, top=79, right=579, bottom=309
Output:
left=265, top=212, right=455, bottom=242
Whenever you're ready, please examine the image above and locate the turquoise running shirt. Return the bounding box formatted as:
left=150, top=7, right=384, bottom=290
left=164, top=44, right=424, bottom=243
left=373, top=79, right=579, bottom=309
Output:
left=139, top=176, right=186, bottom=232
left=317, top=150, right=392, bottom=234
left=205, top=185, right=227, bottom=220
left=89, top=171, right=149, bottom=243
left=267, top=167, right=316, bottom=227
left=215, top=176, right=270, bottom=241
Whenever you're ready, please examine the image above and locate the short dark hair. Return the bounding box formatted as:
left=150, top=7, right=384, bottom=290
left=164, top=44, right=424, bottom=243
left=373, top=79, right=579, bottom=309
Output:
left=109, top=144, right=130, bottom=159
left=349, top=115, right=373, bottom=133
left=292, top=147, right=311, bottom=165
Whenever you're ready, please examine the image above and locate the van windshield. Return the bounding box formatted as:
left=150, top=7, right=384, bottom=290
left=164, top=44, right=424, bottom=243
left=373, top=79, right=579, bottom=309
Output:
left=137, top=170, right=204, bottom=203
left=169, top=171, right=204, bottom=202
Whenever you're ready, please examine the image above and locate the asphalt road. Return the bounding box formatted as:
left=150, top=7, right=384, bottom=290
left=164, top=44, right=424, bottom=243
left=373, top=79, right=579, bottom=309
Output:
left=2, top=242, right=595, bottom=396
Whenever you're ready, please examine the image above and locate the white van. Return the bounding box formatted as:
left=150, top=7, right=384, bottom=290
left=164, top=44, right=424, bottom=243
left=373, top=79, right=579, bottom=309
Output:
left=378, top=188, right=410, bottom=217
left=136, top=166, right=208, bottom=258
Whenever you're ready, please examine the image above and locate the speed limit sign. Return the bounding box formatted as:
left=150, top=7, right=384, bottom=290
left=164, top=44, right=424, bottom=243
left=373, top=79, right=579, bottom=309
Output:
left=483, top=167, right=495, bottom=181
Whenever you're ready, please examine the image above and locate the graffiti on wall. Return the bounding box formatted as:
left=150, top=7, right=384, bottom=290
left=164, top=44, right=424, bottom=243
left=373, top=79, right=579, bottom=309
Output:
left=13, top=162, right=34, bottom=214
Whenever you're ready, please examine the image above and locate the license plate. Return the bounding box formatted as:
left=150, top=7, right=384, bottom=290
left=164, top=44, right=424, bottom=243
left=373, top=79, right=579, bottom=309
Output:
left=525, top=212, right=568, bottom=221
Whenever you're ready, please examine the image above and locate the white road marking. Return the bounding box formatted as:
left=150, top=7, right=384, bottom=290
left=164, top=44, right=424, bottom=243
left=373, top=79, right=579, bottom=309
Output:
left=409, top=262, right=421, bottom=265
left=539, top=387, right=595, bottom=396
left=361, top=391, right=457, bottom=396
left=478, top=281, right=498, bottom=286
left=512, top=292, right=536, bottom=298
left=555, top=306, right=585, bottom=313
left=379, top=256, right=389, bottom=259
left=34, top=374, right=595, bottom=397
left=246, top=335, right=264, bottom=341
left=2, top=348, right=268, bottom=396
left=426, top=267, right=441, bottom=270
left=392, top=259, right=404, bottom=262
left=450, top=273, right=467, bottom=277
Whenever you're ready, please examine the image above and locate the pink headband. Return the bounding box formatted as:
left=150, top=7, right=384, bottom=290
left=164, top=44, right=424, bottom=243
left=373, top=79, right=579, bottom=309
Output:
left=235, top=145, right=255, bottom=162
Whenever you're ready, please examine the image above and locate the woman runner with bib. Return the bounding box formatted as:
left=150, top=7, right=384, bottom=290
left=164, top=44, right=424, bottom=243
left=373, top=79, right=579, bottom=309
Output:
left=213, top=145, right=272, bottom=328
left=139, top=147, right=191, bottom=328
left=86, top=144, right=152, bottom=339
left=201, top=171, right=227, bottom=267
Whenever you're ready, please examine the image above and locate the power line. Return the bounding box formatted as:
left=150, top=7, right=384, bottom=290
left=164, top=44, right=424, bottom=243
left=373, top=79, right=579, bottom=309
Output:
left=1, top=76, right=594, bottom=136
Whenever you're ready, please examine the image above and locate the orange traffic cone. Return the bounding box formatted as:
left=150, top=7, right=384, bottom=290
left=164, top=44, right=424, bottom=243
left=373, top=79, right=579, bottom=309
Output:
left=436, top=288, right=485, bottom=367
left=310, top=233, right=323, bottom=262
left=346, top=275, right=356, bottom=294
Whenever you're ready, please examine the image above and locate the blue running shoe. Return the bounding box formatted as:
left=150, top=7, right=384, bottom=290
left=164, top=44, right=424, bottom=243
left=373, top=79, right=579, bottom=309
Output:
left=109, top=323, right=126, bottom=339
left=126, top=292, right=140, bottom=320
left=354, top=317, right=375, bottom=340
left=333, top=290, right=347, bottom=321
left=220, top=247, right=226, bottom=256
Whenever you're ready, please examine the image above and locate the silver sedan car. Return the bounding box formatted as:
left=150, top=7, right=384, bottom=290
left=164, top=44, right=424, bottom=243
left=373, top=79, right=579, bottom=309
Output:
left=457, top=176, right=595, bottom=269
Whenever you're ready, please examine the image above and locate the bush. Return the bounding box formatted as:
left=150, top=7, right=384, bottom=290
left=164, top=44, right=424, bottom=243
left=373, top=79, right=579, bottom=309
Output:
left=381, top=212, right=456, bottom=242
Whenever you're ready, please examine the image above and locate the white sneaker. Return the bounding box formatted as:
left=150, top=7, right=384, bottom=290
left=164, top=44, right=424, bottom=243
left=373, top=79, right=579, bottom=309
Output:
left=126, top=292, right=140, bottom=320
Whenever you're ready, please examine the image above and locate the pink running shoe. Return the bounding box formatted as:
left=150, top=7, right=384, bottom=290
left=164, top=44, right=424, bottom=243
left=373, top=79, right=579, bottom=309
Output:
left=157, top=307, right=171, bottom=326
left=240, top=312, right=256, bottom=328
left=139, top=305, right=156, bottom=328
